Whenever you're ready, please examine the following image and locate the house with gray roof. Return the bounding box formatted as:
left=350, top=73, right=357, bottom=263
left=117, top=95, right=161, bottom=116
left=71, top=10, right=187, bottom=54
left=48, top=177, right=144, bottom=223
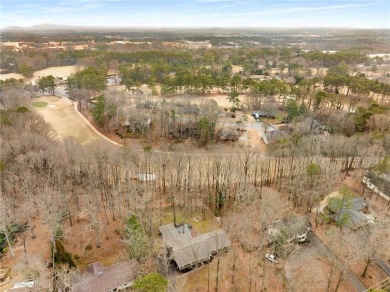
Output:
left=332, top=197, right=377, bottom=229
left=321, top=195, right=377, bottom=229
left=159, top=223, right=231, bottom=271
left=261, top=129, right=285, bottom=145
left=362, top=171, right=390, bottom=201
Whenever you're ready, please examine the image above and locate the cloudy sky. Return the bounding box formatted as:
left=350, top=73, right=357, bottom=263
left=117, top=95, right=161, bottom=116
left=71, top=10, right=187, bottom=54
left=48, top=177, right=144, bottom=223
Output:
left=1, top=0, right=389, bottom=28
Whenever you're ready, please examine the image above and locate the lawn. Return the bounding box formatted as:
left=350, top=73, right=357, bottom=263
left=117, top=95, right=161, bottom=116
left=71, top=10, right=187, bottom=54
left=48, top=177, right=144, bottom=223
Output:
left=160, top=207, right=217, bottom=235
left=31, top=101, right=49, bottom=108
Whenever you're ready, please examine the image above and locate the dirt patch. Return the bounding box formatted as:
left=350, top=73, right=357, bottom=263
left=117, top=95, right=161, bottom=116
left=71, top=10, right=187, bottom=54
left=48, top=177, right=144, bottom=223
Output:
left=231, top=65, right=243, bottom=74
left=285, top=245, right=355, bottom=292
left=244, top=128, right=267, bottom=152
left=0, top=73, right=24, bottom=81
left=31, top=66, right=81, bottom=84
left=181, top=245, right=286, bottom=292
left=204, top=94, right=246, bottom=109
left=31, top=96, right=109, bottom=145
left=0, top=216, right=52, bottom=291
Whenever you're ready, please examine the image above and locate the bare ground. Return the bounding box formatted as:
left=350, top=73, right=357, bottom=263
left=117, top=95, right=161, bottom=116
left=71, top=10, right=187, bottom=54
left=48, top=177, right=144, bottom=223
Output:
left=31, top=96, right=109, bottom=145
left=31, top=66, right=81, bottom=84
left=0, top=73, right=24, bottom=81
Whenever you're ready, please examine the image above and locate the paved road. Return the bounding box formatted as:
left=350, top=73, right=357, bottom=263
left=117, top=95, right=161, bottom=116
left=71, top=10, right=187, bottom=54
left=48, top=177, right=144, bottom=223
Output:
left=374, top=255, right=390, bottom=276
left=54, top=85, right=69, bottom=98
left=309, top=232, right=366, bottom=292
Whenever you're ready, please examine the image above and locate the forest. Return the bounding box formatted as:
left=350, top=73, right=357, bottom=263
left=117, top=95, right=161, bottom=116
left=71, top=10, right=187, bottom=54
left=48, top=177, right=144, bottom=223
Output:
left=1, top=30, right=390, bottom=292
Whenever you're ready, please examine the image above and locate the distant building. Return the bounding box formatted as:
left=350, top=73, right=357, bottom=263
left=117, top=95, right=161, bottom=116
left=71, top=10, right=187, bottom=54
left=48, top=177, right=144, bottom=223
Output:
left=135, top=173, right=156, bottom=182
left=249, top=75, right=272, bottom=81
left=367, top=53, right=390, bottom=61
left=73, top=44, right=89, bottom=51
left=1, top=41, right=20, bottom=51
left=72, top=260, right=138, bottom=292
left=159, top=223, right=231, bottom=271
left=183, top=41, right=212, bottom=49
left=252, top=111, right=276, bottom=120
left=316, top=192, right=377, bottom=229
left=8, top=280, right=35, bottom=292
left=260, top=123, right=284, bottom=145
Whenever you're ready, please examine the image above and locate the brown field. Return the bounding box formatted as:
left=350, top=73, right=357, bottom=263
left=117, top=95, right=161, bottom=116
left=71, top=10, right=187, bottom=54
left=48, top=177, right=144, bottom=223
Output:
left=0, top=73, right=24, bottom=80
left=31, top=65, right=81, bottom=83
left=31, top=96, right=108, bottom=145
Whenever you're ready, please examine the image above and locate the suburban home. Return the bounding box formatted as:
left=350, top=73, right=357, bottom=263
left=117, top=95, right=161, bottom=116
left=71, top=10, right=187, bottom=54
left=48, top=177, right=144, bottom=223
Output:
left=261, top=128, right=285, bottom=145
left=267, top=214, right=311, bottom=244
left=316, top=192, right=377, bottom=229
left=135, top=172, right=156, bottom=182
left=72, top=260, right=138, bottom=292
left=249, top=75, right=271, bottom=81
left=124, top=114, right=151, bottom=133
left=252, top=111, right=276, bottom=120
left=362, top=171, right=390, bottom=201
left=329, top=197, right=377, bottom=229
left=159, top=223, right=231, bottom=271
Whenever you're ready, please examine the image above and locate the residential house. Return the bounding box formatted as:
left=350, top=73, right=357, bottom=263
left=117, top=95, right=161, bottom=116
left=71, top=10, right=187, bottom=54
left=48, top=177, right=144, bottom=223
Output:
left=267, top=214, right=311, bottom=244
left=329, top=197, right=376, bottom=229
left=362, top=171, right=390, bottom=201
left=135, top=173, right=156, bottom=182
left=159, top=223, right=231, bottom=271
left=249, top=75, right=271, bottom=81
left=316, top=192, right=377, bottom=229
left=72, top=260, right=138, bottom=292
left=252, top=111, right=276, bottom=120
left=261, top=128, right=284, bottom=145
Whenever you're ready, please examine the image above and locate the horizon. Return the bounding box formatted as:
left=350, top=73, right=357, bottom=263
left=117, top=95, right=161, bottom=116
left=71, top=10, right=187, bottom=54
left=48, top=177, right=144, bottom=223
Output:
left=1, top=0, right=389, bottom=29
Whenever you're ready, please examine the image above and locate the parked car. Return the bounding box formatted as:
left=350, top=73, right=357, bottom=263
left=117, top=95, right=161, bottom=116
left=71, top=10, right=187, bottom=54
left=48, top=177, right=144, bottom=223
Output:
left=265, top=253, right=278, bottom=263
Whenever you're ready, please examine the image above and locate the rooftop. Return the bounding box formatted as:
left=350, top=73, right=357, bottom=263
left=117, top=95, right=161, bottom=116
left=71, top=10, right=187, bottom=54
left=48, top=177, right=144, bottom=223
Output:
left=159, top=223, right=230, bottom=270
left=72, top=260, right=138, bottom=292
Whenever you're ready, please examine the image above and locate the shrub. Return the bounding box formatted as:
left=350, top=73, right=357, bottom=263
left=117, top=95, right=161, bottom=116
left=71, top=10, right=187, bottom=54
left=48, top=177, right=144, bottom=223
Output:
left=16, top=106, right=28, bottom=113
left=133, top=273, right=168, bottom=292
left=126, top=215, right=149, bottom=261
left=85, top=244, right=93, bottom=251
left=55, top=227, right=64, bottom=240
left=53, top=240, right=75, bottom=268
left=143, top=145, right=152, bottom=152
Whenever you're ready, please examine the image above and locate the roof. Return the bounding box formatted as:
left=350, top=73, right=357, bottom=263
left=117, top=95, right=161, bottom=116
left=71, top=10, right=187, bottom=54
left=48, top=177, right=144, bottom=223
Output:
left=8, top=281, right=35, bottom=291
left=72, top=260, right=138, bottom=292
left=261, top=129, right=284, bottom=144
left=86, top=262, right=103, bottom=275
left=268, top=215, right=311, bottom=240
left=159, top=223, right=192, bottom=248
left=338, top=209, right=369, bottom=229
left=252, top=111, right=275, bottom=118
left=136, top=173, right=156, bottom=181
left=365, top=171, right=390, bottom=197
left=350, top=198, right=366, bottom=212
left=159, top=224, right=231, bottom=269
left=322, top=195, right=373, bottom=229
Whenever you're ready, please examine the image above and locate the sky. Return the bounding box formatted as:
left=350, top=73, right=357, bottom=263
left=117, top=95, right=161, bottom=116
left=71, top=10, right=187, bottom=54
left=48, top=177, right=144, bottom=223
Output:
left=1, top=0, right=389, bottom=28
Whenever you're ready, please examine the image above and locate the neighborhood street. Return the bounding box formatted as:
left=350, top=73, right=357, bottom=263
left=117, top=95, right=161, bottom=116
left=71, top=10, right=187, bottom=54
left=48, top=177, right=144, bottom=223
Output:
left=309, top=232, right=366, bottom=292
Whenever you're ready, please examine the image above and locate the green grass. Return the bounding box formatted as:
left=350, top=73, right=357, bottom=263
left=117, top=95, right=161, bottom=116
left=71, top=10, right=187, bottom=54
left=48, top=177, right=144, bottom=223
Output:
left=160, top=208, right=216, bottom=234
left=31, top=101, right=49, bottom=108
